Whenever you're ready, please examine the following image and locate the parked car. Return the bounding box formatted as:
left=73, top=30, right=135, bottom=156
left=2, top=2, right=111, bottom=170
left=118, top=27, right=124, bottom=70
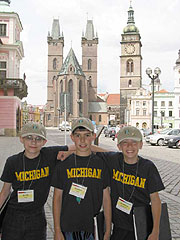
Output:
left=141, top=128, right=152, bottom=137
left=164, top=130, right=180, bottom=145
left=149, top=128, right=180, bottom=146
left=104, top=126, right=116, bottom=138
left=167, top=135, right=180, bottom=149
left=58, top=121, right=71, bottom=131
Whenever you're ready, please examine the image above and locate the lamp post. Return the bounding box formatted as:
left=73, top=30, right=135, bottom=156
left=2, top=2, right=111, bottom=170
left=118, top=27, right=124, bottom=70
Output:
left=146, top=67, right=161, bottom=134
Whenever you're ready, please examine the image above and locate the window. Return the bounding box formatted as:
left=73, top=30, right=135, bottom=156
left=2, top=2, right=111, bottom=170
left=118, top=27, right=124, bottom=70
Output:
left=53, top=58, right=57, bottom=70
left=126, top=59, right=133, bottom=73
left=154, top=111, right=157, bottom=117
left=88, top=59, right=92, bottom=70
left=99, top=115, right=102, bottom=122
left=136, top=109, right=139, bottom=115
left=47, top=114, right=51, bottom=121
left=169, top=101, right=172, bottom=107
left=0, top=61, right=7, bottom=79
left=143, top=101, right=146, bottom=106
left=0, top=24, right=7, bottom=36
left=143, top=110, right=146, bottom=116
left=128, top=79, right=132, bottom=87
left=161, top=101, right=165, bottom=107
left=161, top=111, right=165, bottom=117
left=154, top=101, right=157, bottom=107
left=169, top=111, right=172, bottom=117
left=136, top=101, right=139, bottom=106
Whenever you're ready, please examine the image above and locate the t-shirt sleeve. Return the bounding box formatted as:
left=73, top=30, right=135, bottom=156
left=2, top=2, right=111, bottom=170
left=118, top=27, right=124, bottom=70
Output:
left=0, top=157, right=14, bottom=183
left=102, top=161, right=110, bottom=189
left=96, top=151, right=123, bottom=168
left=51, top=162, right=63, bottom=189
left=147, top=162, right=165, bottom=194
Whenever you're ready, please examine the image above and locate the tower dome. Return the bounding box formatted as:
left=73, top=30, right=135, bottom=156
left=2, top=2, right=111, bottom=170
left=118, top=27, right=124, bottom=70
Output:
left=123, top=4, right=139, bottom=34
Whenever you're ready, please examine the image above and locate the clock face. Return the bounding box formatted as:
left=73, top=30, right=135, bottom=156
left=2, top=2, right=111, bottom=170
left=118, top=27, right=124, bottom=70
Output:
left=125, top=43, right=135, bottom=54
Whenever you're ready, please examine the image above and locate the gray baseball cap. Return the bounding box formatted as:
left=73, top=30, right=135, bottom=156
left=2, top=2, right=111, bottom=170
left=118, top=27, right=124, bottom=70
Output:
left=117, top=126, right=142, bottom=144
left=21, top=122, right=47, bottom=140
left=71, top=118, right=94, bottom=133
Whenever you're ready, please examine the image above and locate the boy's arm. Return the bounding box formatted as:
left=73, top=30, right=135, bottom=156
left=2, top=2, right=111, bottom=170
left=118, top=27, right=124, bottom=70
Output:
left=53, top=188, right=64, bottom=240
left=148, top=192, right=161, bottom=240
left=0, top=182, right=11, bottom=208
left=103, top=187, right=112, bottom=240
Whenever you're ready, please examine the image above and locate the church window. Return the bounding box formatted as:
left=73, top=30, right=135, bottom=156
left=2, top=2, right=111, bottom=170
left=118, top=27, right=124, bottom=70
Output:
left=47, top=114, right=51, bottom=121
left=99, top=115, right=102, bottom=122
left=88, top=59, right=92, bottom=70
left=53, top=58, right=57, bottom=70
left=0, top=24, right=7, bottom=36
left=126, top=59, right=134, bottom=73
left=60, top=80, right=63, bottom=92
left=69, top=65, right=74, bottom=72
left=68, top=80, right=73, bottom=115
left=78, top=80, right=83, bottom=116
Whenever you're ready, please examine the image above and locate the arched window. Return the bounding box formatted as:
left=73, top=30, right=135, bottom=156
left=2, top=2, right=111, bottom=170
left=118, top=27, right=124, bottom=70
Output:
left=60, top=80, right=63, bottom=92
left=53, top=58, right=57, bottom=70
left=68, top=79, right=73, bottom=114
left=79, top=80, right=83, bottom=115
left=88, top=59, right=92, bottom=70
left=126, top=59, right=134, bottom=73
left=128, top=80, right=132, bottom=87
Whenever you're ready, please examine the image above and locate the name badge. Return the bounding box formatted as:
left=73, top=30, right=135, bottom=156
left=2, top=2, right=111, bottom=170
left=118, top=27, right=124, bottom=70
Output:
left=18, top=190, right=34, bottom=203
left=116, top=197, right=133, bottom=214
left=69, top=183, right=87, bottom=200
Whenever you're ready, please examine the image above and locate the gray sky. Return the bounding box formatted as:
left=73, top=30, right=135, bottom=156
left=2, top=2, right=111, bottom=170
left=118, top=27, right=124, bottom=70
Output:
left=11, top=0, right=180, bottom=105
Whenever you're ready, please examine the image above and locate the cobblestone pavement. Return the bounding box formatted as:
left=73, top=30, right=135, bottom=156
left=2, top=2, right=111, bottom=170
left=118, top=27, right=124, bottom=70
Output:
left=0, top=130, right=180, bottom=239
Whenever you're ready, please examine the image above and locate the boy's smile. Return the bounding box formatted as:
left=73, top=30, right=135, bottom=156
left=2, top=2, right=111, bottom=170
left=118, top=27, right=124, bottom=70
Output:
left=118, top=139, right=143, bottom=164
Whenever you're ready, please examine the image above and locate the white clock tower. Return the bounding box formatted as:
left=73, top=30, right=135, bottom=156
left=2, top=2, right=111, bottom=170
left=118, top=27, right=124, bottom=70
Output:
left=120, top=2, right=142, bottom=124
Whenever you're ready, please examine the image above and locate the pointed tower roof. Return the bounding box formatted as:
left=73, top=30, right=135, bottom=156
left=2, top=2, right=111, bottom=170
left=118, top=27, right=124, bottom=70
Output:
left=58, top=48, right=85, bottom=76
left=123, top=1, right=139, bottom=34
left=176, top=49, right=180, bottom=65
left=51, top=19, right=61, bottom=39
left=83, top=19, right=98, bottom=40
left=0, top=0, right=12, bottom=12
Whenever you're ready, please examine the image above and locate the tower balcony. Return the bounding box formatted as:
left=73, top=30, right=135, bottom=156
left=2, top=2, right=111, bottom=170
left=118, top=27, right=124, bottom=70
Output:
left=0, top=77, right=28, bottom=99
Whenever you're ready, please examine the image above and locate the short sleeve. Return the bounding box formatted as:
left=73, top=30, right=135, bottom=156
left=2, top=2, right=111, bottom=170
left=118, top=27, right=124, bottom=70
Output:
left=1, top=157, right=14, bottom=183
left=147, top=162, right=165, bottom=194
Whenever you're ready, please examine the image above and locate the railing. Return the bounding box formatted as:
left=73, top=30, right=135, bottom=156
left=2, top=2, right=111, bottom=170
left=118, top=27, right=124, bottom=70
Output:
left=0, top=78, right=28, bottom=99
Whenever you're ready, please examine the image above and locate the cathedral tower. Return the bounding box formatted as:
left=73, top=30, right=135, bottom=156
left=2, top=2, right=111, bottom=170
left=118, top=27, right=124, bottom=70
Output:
left=81, top=20, right=98, bottom=102
left=46, top=19, right=64, bottom=126
left=120, top=2, right=142, bottom=124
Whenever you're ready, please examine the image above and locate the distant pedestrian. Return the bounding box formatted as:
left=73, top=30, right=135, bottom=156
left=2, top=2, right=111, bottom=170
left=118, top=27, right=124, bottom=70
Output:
left=0, top=122, right=74, bottom=240
left=52, top=117, right=112, bottom=240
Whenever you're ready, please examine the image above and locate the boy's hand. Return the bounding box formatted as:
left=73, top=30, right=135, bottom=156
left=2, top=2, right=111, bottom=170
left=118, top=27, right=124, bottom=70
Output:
left=57, top=151, right=71, bottom=161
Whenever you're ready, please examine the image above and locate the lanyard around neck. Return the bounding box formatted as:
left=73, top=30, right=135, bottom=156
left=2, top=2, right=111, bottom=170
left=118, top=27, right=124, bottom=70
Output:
left=22, top=154, right=41, bottom=190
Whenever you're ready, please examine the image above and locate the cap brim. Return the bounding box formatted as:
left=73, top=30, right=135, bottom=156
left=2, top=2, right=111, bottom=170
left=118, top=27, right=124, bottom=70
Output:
left=21, top=133, right=47, bottom=140
left=118, top=137, right=142, bottom=144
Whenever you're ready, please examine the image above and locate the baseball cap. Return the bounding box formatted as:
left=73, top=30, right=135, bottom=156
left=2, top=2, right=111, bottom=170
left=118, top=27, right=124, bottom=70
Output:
left=21, top=122, right=47, bottom=140
left=71, top=118, right=94, bottom=133
left=117, top=126, right=142, bottom=144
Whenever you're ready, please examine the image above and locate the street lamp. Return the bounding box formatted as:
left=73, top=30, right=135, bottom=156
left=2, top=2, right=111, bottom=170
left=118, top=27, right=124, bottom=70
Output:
left=146, top=67, right=161, bottom=134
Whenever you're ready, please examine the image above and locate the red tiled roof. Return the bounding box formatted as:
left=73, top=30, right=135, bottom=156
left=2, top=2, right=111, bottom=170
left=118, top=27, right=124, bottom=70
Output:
left=107, top=94, right=120, bottom=105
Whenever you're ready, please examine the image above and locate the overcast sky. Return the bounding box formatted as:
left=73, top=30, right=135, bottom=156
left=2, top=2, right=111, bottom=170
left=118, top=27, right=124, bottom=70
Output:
left=10, top=0, right=180, bottom=105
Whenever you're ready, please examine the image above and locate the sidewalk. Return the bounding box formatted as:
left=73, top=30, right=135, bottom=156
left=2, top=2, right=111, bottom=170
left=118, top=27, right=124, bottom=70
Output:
left=0, top=135, right=180, bottom=239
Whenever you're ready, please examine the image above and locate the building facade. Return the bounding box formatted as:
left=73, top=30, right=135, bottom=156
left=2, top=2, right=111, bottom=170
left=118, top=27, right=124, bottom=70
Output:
left=0, top=0, right=27, bottom=136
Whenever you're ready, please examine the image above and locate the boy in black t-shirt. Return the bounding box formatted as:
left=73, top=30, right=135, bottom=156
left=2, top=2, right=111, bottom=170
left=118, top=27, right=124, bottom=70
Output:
left=51, top=117, right=111, bottom=240
left=0, top=122, right=73, bottom=240
left=96, top=126, right=165, bottom=240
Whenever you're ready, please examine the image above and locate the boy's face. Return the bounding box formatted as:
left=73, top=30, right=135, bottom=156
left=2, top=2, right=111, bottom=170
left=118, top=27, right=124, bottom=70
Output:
left=71, top=129, right=96, bottom=156
left=20, top=135, right=47, bottom=158
left=117, top=139, right=143, bottom=163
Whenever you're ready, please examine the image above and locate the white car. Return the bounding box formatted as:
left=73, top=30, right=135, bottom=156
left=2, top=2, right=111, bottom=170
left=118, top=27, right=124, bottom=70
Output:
left=58, top=121, right=71, bottom=131
left=149, top=128, right=180, bottom=146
